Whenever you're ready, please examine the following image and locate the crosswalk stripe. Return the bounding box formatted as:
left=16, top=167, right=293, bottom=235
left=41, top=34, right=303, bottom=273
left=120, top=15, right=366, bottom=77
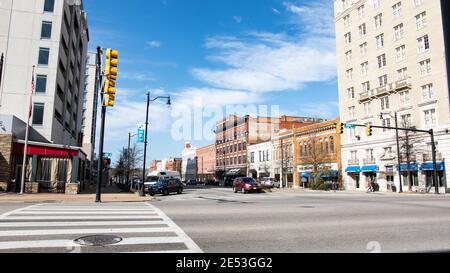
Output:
left=0, top=221, right=164, bottom=228
left=4, top=215, right=160, bottom=220
left=16, top=211, right=156, bottom=215
left=0, top=237, right=189, bottom=250
left=0, top=227, right=174, bottom=237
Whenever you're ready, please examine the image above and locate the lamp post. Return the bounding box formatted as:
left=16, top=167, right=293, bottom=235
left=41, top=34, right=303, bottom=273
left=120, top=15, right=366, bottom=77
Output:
left=127, top=132, right=137, bottom=189
left=379, top=112, right=403, bottom=193
left=0, top=53, right=4, bottom=90
left=140, top=92, right=171, bottom=197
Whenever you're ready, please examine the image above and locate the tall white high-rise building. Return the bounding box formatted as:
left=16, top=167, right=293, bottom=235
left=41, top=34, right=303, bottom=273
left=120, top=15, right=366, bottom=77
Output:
left=81, top=52, right=97, bottom=164
left=0, top=0, right=89, bottom=147
left=334, top=0, right=450, bottom=193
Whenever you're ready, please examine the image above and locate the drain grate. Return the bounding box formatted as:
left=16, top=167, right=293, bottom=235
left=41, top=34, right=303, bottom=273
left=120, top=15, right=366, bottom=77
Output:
left=74, top=235, right=122, bottom=247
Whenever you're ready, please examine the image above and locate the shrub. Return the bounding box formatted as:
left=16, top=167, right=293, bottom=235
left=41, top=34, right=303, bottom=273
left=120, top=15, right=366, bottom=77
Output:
left=311, top=180, right=330, bottom=191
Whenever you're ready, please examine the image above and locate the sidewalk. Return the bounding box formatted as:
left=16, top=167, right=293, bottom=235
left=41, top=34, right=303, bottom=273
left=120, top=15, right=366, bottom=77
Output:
left=0, top=184, right=154, bottom=203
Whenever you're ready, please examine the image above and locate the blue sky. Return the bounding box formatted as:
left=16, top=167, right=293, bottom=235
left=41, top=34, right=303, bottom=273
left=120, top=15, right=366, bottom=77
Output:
left=83, top=0, right=339, bottom=166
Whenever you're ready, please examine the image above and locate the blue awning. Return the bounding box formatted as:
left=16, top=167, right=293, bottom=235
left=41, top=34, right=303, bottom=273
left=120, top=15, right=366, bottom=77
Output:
left=300, top=173, right=311, bottom=178
left=345, top=166, right=361, bottom=173
left=361, top=165, right=378, bottom=173
left=421, top=162, right=445, bottom=171
left=399, top=163, right=418, bottom=172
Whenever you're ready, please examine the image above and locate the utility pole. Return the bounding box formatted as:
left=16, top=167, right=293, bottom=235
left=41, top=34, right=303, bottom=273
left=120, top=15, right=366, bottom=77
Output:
left=95, top=46, right=104, bottom=203
left=0, top=53, right=4, bottom=91
left=281, top=138, right=284, bottom=189
left=430, top=129, right=439, bottom=194
left=394, top=113, right=403, bottom=193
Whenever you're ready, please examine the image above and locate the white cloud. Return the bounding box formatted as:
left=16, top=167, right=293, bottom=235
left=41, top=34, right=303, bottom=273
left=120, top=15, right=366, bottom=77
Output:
left=233, top=16, right=242, bottom=23
left=146, top=40, right=162, bottom=48
left=272, top=8, right=281, bottom=14
left=191, top=33, right=336, bottom=93
left=120, top=72, right=156, bottom=82
left=282, top=1, right=335, bottom=36
left=295, top=101, right=339, bottom=119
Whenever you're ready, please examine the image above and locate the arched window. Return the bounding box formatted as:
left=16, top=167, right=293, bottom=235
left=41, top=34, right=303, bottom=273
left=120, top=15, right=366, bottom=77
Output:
left=325, top=138, right=329, bottom=154
left=330, top=137, right=335, bottom=154
left=320, top=139, right=324, bottom=155
left=299, top=143, right=303, bottom=157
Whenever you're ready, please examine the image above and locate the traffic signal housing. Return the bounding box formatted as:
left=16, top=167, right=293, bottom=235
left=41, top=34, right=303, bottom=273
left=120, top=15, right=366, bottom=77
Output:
left=103, top=48, right=118, bottom=107
left=366, top=124, right=373, bottom=137
left=337, top=123, right=345, bottom=134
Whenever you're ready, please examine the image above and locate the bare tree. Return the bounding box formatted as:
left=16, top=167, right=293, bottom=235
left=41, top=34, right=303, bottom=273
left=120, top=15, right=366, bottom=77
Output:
left=113, top=144, right=144, bottom=184
left=398, top=118, right=421, bottom=192
left=299, top=134, right=332, bottom=182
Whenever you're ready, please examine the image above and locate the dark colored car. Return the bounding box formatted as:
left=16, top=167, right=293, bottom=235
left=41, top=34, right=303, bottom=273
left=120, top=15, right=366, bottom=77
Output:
left=233, top=177, right=262, bottom=194
left=146, top=178, right=183, bottom=196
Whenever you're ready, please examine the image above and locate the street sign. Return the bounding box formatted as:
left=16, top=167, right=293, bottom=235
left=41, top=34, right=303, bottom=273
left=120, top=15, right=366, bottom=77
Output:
left=137, top=128, right=145, bottom=143
left=345, top=124, right=356, bottom=129
left=103, top=152, right=112, bottom=157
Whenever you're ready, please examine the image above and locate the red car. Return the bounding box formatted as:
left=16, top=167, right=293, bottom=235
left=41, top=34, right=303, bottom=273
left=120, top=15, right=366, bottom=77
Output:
left=233, top=177, right=262, bottom=194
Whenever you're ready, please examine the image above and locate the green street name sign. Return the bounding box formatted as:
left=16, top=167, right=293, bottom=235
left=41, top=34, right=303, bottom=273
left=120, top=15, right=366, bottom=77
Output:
left=344, top=124, right=356, bottom=129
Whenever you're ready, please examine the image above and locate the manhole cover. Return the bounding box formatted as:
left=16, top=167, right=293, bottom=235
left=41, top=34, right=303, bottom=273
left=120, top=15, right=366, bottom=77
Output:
left=74, top=235, right=122, bottom=246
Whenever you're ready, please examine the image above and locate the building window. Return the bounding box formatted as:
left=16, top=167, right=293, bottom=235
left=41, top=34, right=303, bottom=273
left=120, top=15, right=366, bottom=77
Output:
left=374, top=14, right=382, bottom=28
left=366, top=148, right=374, bottom=159
left=40, top=21, right=52, bottom=39
left=342, top=0, right=349, bottom=11
left=345, top=32, right=352, bottom=46
left=251, top=152, right=255, bottom=163
left=392, top=2, right=402, bottom=18
left=397, top=67, right=408, bottom=80
left=424, top=109, right=436, bottom=126
left=377, top=54, right=386, bottom=68
left=351, top=151, right=358, bottom=161
left=361, top=62, right=369, bottom=76
left=38, top=47, right=50, bottom=65
left=399, top=91, right=410, bottom=106
left=364, top=102, right=371, bottom=116
left=348, top=87, right=355, bottom=99
left=344, top=15, right=350, bottom=27
left=395, top=45, right=406, bottom=62
left=417, top=35, right=430, bottom=53
left=376, top=34, right=384, bottom=48
left=35, top=75, right=47, bottom=93
left=44, top=0, right=55, bottom=12
left=345, top=50, right=352, bottom=63
left=394, top=23, right=404, bottom=40
left=382, top=118, right=391, bottom=132
left=414, top=0, right=424, bottom=7
left=259, top=151, right=262, bottom=162
left=415, top=12, right=427, bottom=30
left=372, top=0, right=381, bottom=8
left=349, top=106, right=356, bottom=120
left=346, top=69, right=353, bottom=81
left=381, top=96, right=390, bottom=110
left=401, top=114, right=412, bottom=127
left=419, top=59, right=431, bottom=76
left=357, top=5, right=365, bottom=19
left=358, top=23, right=367, bottom=37
left=32, top=103, right=45, bottom=126
left=362, top=81, right=371, bottom=92
left=422, top=83, right=434, bottom=101
left=360, top=43, right=368, bottom=57
left=330, top=137, right=335, bottom=154
left=378, top=75, right=388, bottom=87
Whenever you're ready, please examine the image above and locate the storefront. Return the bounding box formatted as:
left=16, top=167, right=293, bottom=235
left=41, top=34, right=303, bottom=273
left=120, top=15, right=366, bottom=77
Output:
left=9, top=141, right=87, bottom=194
left=345, top=166, right=361, bottom=189
left=421, top=162, right=446, bottom=187
left=399, top=163, right=419, bottom=188
left=361, top=165, right=378, bottom=188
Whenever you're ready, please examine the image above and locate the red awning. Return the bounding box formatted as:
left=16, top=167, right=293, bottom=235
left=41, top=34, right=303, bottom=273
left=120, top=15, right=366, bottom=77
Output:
left=13, top=143, right=80, bottom=157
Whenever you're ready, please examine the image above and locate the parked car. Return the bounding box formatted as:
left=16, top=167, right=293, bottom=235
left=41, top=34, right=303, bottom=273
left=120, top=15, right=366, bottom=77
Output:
left=146, top=178, right=183, bottom=196
left=260, top=177, right=280, bottom=188
left=233, top=177, right=262, bottom=194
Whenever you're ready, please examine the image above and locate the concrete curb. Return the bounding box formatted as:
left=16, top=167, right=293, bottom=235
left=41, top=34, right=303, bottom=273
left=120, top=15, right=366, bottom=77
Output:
left=0, top=193, right=155, bottom=203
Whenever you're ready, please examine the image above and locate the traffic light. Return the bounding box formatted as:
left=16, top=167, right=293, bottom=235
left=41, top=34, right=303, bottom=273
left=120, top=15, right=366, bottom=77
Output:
left=366, top=124, right=373, bottom=137
left=103, top=48, right=118, bottom=107
left=337, top=123, right=345, bottom=134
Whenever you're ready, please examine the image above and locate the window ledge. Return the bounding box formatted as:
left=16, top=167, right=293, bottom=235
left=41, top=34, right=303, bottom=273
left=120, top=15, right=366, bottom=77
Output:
left=419, top=100, right=437, bottom=107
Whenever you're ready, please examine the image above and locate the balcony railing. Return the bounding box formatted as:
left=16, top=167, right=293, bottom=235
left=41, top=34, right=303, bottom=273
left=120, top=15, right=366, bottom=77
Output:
left=359, top=78, right=412, bottom=103
left=363, top=158, right=376, bottom=165
left=423, top=153, right=443, bottom=162
left=348, top=159, right=359, bottom=165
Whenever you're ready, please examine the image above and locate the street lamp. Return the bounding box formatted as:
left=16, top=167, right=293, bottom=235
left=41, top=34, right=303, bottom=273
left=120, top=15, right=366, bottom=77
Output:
left=379, top=112, right=403, bottom=193
left=127, top=132, right=137, bottom=190
left=140, top=92, right=171, bottom=197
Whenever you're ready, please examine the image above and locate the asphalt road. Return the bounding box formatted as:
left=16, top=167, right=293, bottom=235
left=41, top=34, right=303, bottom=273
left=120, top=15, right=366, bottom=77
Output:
left=1, top=188, right=450, bottom=253
left=151, top=187, right=450, bottom=253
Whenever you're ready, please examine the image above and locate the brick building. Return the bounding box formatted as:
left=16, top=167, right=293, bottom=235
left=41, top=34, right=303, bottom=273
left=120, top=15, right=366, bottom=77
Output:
left=197, top=144, right=216, bottom=183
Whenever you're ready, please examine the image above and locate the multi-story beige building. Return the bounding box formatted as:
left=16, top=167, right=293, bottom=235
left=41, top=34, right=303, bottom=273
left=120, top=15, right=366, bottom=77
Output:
left=0, top=0, right=89, bottom=147
left=334, top=0, right=450, bottom=193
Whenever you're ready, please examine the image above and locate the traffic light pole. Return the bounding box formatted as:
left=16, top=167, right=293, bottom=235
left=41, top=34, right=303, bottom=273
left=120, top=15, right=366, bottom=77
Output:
left=96, top=46, right=105, bottom=203
left=141, top=93, right=150, bottom=197
left=0, top=53, right=4, bottom=90
left=346, top=123, right=440, bottom=194
left=394, top=113, right=403, bottom=193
